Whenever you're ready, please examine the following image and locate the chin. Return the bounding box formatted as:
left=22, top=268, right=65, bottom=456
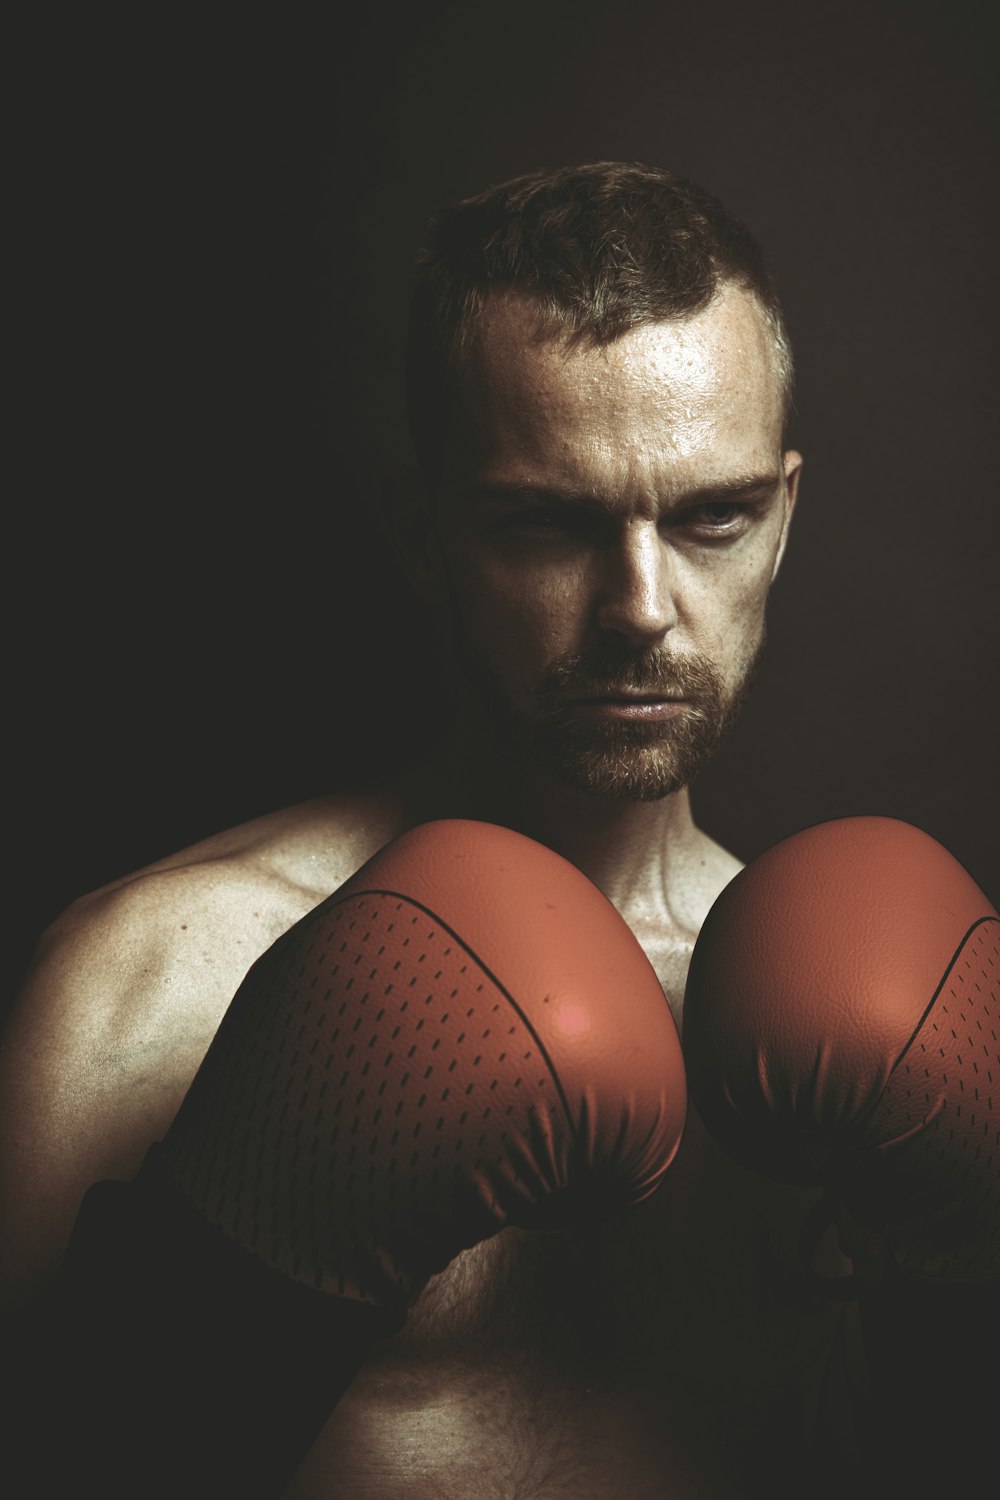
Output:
left=538, top=746, right=701, bottom=803
left=528, top=715, right=727, bottom=803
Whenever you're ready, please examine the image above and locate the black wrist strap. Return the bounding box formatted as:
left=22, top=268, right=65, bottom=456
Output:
left=9, top=1147, right=405, bottom=1499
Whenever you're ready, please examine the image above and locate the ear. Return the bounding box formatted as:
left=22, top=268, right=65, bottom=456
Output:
left=771, top=450, right=802, bottom=582
left=383, top=464, right=449, bottom=609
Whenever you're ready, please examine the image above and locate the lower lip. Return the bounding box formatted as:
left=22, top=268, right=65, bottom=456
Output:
left=569, top=699, right=690, bottom=722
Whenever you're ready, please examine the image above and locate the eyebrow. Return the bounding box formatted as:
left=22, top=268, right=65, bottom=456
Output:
left=469, top=473, right=783, bottom=512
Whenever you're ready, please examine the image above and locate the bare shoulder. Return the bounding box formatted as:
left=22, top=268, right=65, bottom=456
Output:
left=11, top=789, right=400, bottom=1042
left=0, top=785, right=408, bottom=1308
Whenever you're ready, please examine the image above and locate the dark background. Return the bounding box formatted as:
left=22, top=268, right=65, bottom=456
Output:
left=10, top=0, right=999, bottom=1002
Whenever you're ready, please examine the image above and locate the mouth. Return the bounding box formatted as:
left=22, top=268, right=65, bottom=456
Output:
left=573, top=691, right=687, bottom=702
left=566, top=694, right=691, bottom=721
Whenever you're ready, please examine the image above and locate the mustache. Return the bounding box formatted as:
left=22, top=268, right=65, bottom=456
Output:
left=538, top=646, right=724, bottom=701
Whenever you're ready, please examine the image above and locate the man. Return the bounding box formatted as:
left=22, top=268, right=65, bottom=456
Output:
left=4, top=162, right=865, bottom=1496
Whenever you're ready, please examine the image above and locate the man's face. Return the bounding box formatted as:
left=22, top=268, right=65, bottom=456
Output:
left=420, top=284, right=800, bottom=800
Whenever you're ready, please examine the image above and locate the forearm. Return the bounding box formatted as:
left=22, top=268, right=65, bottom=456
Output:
left=9, top=1147, right=402, bottom=1499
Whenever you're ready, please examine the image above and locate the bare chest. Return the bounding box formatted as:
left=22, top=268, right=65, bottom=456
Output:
left=281, top=1110, right=849, bottom=1499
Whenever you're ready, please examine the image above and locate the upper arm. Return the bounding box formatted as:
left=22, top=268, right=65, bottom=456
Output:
left=0, top=822, right=354, bottom=1317
left=0, top=883, right=238, bottom=1313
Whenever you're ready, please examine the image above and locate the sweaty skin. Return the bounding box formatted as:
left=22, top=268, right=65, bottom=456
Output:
left=1, top=287, right=858, bottom=1497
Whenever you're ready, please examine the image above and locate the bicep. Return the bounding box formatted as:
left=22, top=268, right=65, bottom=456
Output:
left=0, top=916, right=205, bottom=1312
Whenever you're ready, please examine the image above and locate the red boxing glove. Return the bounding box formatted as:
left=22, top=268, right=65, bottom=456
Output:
left=162, top=817, right=687, bottom=1311
left=19, top=821, right=685, bottom=1498
left=682, top=815, right=999, bottom=1284
left=682, top=816, right=999, bottom=1490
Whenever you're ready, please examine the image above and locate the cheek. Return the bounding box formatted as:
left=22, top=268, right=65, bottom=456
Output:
left=677, top=552, right=774, bottom=662
left=447, top=548, right=592, bottom=659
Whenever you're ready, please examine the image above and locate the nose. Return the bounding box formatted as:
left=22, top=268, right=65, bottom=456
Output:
left=595, top=521, right=677, bottom=646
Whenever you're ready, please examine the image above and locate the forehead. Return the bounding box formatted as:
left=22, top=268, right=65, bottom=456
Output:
left=445, top=285, right=785, bottom=497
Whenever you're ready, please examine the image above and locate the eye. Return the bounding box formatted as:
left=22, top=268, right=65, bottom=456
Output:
left=681, top=501, right=754, bottom=540
left=519, top=507, right=568, bottom=529
left=503, top=506, right=601, bottom=540
left=698, top=502, right=741, bottom=525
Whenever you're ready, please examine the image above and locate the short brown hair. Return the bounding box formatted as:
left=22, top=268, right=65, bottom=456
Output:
left=406, top=161, right=793, bottom=484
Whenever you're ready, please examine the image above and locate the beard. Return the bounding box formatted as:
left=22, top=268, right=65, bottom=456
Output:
left=452, top=627, right=765, bottom=803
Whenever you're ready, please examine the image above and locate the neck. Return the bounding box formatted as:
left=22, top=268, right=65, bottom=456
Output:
left=392, top=722, right=704, bottom=928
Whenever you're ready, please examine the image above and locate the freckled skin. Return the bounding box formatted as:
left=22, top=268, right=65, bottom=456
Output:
left=1, top=283, right=851, bottom=1498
